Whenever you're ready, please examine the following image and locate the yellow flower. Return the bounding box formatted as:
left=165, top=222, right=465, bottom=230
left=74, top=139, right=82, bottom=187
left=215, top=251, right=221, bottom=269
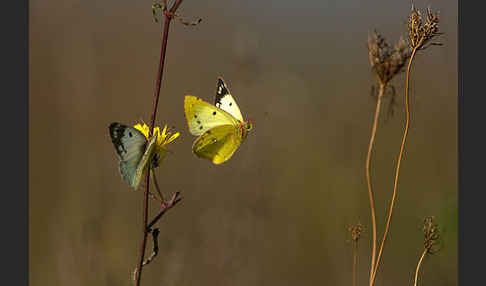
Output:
left=133, top=122, right=180, bottom=166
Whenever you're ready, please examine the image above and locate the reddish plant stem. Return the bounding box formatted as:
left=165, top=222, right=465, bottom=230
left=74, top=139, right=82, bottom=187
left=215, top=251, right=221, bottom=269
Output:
left=147, top=192, right=182, bottom=230
left=170, top=0, right=184, bottom=13
left=135, top=170, right=152, bottom=286
left=149, top=16, right=172, bottom=132
left=134, top=1, right=184, bottom=285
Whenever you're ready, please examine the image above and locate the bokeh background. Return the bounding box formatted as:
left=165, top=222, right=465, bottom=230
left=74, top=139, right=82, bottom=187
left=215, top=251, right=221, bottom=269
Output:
left=30, top=0, right=457, bottom=285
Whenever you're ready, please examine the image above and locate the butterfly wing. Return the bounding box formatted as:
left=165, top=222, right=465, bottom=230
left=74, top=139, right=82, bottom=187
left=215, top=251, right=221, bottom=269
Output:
left=192, top=124, right=242, bottom=165
left=132, top=135, right=157, bottom=189
left=214, top=77, right=244, bottom=122
left=109, top=122, right=154, bottom=189
left=184, top=95, right=239, bottom=136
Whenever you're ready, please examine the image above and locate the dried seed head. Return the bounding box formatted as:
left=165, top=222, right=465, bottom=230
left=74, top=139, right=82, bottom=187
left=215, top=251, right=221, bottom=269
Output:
left=408, top=4, right=441, bottom=50
left=349, top=223, right=364, bottom=242
left=368, top=30, right=410, bottom=86
left=422, top=216, right=440, bottom=254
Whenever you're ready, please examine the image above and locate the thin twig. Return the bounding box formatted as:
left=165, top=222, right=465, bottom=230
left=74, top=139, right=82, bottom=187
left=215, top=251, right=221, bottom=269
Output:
left=413, top=216, right=440, bottom=286
left=148, top=189, right=163, bottom=203
left=371, top=47, right=418, bottom=285
left=144, top=228, right=161, bottom=265
left=151, top=169, right=164, bottom=202
left=366, top=32, right=409, bottom=284
left=134, top=1, right=185, bottom=285
left=413, top=248, right=427, bottom=286
left=366, top=83, right=385, bottom=283
left=353, top=239, right=359, bottom=286
left=349, top=224, right=363, bottom=286
left=133, top=229, right=161, bottom=281
left=147, top=192, right=182, bottom=230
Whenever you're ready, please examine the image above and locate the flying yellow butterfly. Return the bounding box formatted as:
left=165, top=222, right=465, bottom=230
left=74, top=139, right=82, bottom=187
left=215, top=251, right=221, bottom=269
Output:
left=184, top=77, right=253, bottom=164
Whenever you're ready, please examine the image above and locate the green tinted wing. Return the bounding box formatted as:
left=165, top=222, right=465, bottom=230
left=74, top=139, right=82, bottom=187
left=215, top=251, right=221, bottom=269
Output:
left=192, top=124, right=241, bottom=165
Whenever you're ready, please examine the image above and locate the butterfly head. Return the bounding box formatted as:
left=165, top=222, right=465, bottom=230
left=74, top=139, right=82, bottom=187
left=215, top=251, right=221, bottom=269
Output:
left=244, top=120, right=253, bottom=132
left=239, top=120, right=253, bottom=140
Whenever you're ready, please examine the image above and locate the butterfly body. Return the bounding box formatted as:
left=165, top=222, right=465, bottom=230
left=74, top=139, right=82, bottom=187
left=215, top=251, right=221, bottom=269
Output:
left=184, top=77, right=252, bottom=165
left=109, top=122, right=157, bottom=189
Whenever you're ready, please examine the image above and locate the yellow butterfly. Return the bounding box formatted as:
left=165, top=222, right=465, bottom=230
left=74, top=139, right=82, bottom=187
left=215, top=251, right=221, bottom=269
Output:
left=184, top=77, right=253, bottom=164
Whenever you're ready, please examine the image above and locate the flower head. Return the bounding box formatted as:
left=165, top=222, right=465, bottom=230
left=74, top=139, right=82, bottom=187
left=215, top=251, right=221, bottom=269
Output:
left=408, top=4, right=440, bottom=50
left=368, top=30, right=410, bottom=86
left=422, top=216, right=441, bottom=254
left=348, top=223, right=364, bottom=242
left=134, top=122, right=180, bottom=166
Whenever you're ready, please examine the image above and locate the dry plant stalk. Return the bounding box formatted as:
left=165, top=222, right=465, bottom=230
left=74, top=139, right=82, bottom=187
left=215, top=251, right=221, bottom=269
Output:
left=370, top=5, right=440, bottom=286
left=133, top=228, right=161, bottom=281
left=366, top=30, right=409, bottom=285
left=413, top=217, right=440, bottom=286
left=349, top=224, right=364, bottom=286
left=133, top=1, right=200, bottom=285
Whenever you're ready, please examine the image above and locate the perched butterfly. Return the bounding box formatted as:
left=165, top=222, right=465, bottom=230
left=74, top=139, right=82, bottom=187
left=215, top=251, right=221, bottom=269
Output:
left=108, top=123, right=158, bottom=189
left=184, top=77, right=253, bottom=164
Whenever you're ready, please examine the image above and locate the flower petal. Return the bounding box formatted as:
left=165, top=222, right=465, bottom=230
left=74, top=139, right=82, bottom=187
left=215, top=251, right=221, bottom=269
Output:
left=167, top=132, right=180, bottom=144
left=162, top=125, right=168, bottom=138
left=133, top=123, right=149, bottom=138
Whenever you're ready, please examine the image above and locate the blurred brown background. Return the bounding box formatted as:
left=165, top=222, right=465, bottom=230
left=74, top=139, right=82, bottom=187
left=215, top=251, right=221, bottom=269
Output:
left=30, top=0, right=457, bottom=285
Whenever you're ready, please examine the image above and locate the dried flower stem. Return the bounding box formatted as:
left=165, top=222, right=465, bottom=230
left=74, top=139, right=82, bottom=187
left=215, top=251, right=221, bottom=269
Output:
left=371, top=46, right=418, bottom=286
left=349, top=224, right=363, bottom=286
left=413, top=216, right=440, bottom=285
left=366, top=83, right=385, bottom=283
left=366, top=30, right=409, bottom=285
left=413, top=248, right=427, bottom=286
left=134, top=1, right=185, bottom=285
left=365, top=5, right=439, bottom=285
left=353, top=238, right=359, bottom=286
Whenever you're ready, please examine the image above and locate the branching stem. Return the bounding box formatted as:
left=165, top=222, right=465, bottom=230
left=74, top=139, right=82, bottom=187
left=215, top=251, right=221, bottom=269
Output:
left=134, top=1, right=185, bottom=285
